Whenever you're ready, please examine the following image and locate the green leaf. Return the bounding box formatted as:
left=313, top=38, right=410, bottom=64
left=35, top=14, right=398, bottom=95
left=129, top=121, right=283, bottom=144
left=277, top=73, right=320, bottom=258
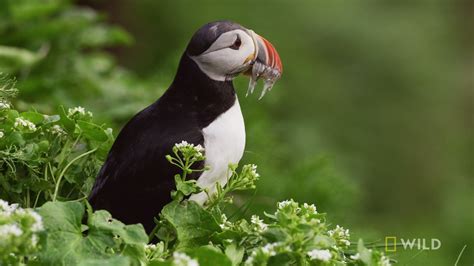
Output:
left=44, top=114, right=61, bottom=124
left=8, top=0, right=65, bottom=21
left=160, top=201, right=221, bottom=249
left=58, top=106, right=75, bottom=133
left=0, top=45, right=47, bottom=72
left=189, top=246, right=232, bottom=266
left=268, top=253, right=294, bottom=266
left=176, top=180, right=200, bottom=196
left=20, top=111, right=44, bottom=124
left=78, top=256, right=130, bottom=266
left=148, top=261, right=172, bottom=266
left=6, top=109, right=19, bottom=120
left=225, top=243, right=244, bottom=266
left=37, top=201, right=148, bottom=265
left=4, top=131, right=25, bottom=146
left=77, top=120, right=108, bottom=142
left=79, top=25, right=133, bottom=48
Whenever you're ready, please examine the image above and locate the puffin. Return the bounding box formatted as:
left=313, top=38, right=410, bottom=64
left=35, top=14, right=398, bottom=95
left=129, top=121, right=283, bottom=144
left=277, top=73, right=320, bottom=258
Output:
left=89, top=21, right=283, bottom=233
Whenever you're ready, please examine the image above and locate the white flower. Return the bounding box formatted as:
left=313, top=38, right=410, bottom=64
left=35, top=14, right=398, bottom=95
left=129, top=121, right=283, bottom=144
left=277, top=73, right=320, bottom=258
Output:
left=0, top=100, right=10, bottom=109
left=380, top=255, right=391, bottom=266
left=277, top=199, right=293, bottom=209
left=251, top=215, right=268, bottom=232
left=307, top=249, right=332, bottom=262
left=247, top=164, right=260, bottom=179
left=68, top=106, right=85, bottom=116
left=261, top=243, right=278, bottom=256
left=329, top=225, right=350, bottom=247
left=50, top=124, right=66, bottom=135
left=31, top=234, right=39, bottom=247
left=0, top=224, right=23, bottom=238
left=172, top=252, right=199, bottom=266
left=244, top=256, right=254, bottom=266
left=68, top=106, right=93, bottom=118
left=350, top=253, right=360, bottom=260
left=28, top=210, right=44, bottom=232
left=302, top=203, right=317, bottom=214
left=14, top=117, right=36, bottom=132
left=0, top=131, right=4, bottom=138
left=244, top=242, right=289, bottom=266
left=145, top=243, right=157, bottom=252
left=0, top=199, right=8, bottom=210
left=219, top=214, right=232, bottom=230
left=0, top=199, right=18, bottom=215
left=174, top=141, right=205, bottom=159
left=176, top=141, right=204, bottom=152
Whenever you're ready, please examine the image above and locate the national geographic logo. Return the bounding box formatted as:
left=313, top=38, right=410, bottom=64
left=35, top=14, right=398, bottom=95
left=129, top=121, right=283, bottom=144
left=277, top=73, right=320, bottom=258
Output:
left=385, top=236, right=441, bottom=252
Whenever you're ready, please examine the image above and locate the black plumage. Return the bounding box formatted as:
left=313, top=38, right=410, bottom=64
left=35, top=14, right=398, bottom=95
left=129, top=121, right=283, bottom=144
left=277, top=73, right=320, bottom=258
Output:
left=89, top=42, right=236, bottom=233
left=89, top=20, right=283, bottom=233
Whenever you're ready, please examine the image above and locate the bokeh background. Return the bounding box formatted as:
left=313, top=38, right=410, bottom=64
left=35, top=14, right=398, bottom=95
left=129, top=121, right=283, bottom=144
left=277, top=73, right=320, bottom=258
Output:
left=1, top=0, right=472, bottom=264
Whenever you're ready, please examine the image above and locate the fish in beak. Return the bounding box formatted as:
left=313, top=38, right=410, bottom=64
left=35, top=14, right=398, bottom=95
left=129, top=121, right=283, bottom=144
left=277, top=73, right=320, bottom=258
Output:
left=245, top=30, right=283, bottom=99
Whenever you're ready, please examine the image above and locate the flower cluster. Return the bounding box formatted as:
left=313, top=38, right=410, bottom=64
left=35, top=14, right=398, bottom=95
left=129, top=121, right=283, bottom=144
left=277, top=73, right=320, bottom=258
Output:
left=244, top=242, right=290, bottom=265
left=274, top=199, right=322, bottom=226
left=172, top=140, right=205, bottom=162
left=328, top=225, right=351, bottom=247
left=154, top=143, right=392, bottom=266
left=145, top=242, right=166, bottom=261
left=165, top=141, right=207, bottom=201
left=307, top=249, right=332, bottom=262
left=14, top=117, right=37, bottom=132
left=172, top=252, right=199, bottom=266
left=0, top=130, right=4, bottom=138
left=49, top=124, right=66, bottom=136
left=67, top=106, right=93, bottom=119
left=0, top=100, right=10, bottom=110
left=237, top=164, right=260, bottom=190
left=250, top=215, right=268, bottom=233
left=204, top=163, right=260, bottom=208
left=0, top=199, right=44, bottom=262
left=218, top=213, right=233, bottom=230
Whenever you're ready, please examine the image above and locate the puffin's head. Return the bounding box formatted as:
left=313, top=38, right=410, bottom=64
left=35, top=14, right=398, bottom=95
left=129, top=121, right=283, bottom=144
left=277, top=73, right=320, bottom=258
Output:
left=186, top=21, right=283, bottom=98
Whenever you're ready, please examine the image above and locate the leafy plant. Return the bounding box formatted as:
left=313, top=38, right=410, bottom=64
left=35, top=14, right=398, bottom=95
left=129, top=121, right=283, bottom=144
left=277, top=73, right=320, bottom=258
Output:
left=0, top=84, right=392, bottom=264
left=144, top=142, right=392, bottom=266
left=0, top=199, right=43, bottom=265
left=36, top=200, right=148, bottom=265
left=0, top=0, right=161, bottom=124
left=0, top=74, right=113, bottom=208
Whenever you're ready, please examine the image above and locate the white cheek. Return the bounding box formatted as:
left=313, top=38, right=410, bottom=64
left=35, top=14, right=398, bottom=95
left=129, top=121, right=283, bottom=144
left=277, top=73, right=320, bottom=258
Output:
left=192, top=49, right=243, bottom=81
left=191, top=31, right=256, bottom=81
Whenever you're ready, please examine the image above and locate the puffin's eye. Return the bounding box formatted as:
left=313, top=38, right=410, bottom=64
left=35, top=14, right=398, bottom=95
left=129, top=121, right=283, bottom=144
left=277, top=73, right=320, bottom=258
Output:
left=230, top=36, right=241, bottom=50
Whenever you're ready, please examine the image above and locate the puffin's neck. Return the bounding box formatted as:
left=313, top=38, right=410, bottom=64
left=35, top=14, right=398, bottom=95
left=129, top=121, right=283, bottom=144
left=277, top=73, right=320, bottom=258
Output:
left=171, top=54, right=235, bottom=98
left=164, top=53, right=237, bottom=128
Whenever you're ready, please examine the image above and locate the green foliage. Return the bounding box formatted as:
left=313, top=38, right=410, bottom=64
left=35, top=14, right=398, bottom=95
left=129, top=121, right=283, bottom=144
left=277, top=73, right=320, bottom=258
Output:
left=0, top=199, right=43, bottom=264
left=0, top=74, right=113, bottom=208
left=0, top=0, right=160, bottom=124
left=1, top=127, right=392, bottom=265
left=36, top=201, right=148, bottom=265
left=146, top=143, right=392, bottom=266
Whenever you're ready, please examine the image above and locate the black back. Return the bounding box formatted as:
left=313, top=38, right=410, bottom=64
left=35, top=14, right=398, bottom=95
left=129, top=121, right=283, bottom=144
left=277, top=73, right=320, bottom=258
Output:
left=89, top=35, right=238, bottom=232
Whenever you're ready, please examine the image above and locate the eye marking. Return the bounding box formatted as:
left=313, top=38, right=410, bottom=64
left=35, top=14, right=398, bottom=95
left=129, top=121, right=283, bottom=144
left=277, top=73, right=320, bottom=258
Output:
left=229, top=36, right=241, bottom=50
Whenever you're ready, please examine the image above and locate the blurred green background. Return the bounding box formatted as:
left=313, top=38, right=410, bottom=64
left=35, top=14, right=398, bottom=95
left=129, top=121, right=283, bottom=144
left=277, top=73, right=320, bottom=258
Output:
left=1, top=0, right=472, bottom=264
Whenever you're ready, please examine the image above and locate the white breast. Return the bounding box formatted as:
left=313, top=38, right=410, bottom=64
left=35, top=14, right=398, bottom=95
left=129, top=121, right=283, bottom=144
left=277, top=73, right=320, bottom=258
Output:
left=189, top=98, right=246, bottom=204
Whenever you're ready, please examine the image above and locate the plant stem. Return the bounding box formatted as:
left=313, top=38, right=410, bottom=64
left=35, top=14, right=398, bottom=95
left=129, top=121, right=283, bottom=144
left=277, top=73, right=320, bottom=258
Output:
left=52, top=148, right=97, bottom=201
left=33, top=191, right=41, bottom=208
left=148, top=224, right=160, bottom=243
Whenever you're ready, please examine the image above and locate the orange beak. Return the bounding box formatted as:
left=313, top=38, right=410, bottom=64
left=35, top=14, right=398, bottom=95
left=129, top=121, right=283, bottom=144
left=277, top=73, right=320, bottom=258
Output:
left=254, top=34, right=283, bottom=74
